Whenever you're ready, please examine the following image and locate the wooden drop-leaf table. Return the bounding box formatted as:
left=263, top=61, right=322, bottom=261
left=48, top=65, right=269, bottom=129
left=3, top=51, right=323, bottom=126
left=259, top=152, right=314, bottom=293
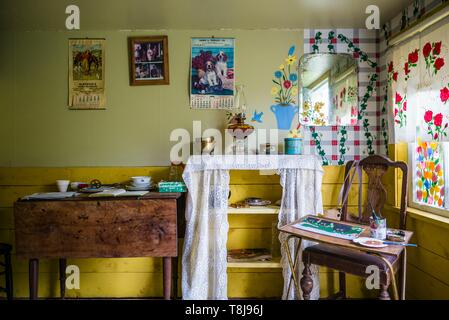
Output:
left=14, top=192, right=184, bottom=300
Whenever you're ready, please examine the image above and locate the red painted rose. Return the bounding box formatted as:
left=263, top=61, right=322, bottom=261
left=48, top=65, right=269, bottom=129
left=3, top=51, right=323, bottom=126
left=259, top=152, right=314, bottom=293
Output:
left=395, top=92, right=403, bottom=104
left=408, top=50, right=419, bottom=64
left=393, top=72, right=398, bottom=81
left=435, top=58, right=445, bottom=71
left=423, top=42, right=432, bottom=58
left=394, top=108, right=398, bottom=116
left=403, top=101, right=407, bottom=111
left=424, top=110, right=433, bottom=123
left=434, top=41, right=442, bottom=55
left=404, top=62, right=410, bottom=75
left=388, top=61, right=393, bottom=73
left=434, top=113, right=444, bottom=127
left=440, top=87, right=449, bottom=103
left=283, top=80, right=292, bottom=89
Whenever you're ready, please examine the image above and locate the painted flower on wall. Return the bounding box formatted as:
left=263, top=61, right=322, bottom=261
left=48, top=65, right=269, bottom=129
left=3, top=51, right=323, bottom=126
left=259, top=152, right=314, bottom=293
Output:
left=270, top=45, right=299, bottom=131
left=394, top=92, right=407, bottom=128
left=404, top=49, right=419, bottom=80
left=387, top=61, right=398, bottom=83
left=424, top=110, right=448, bottom=141
left=423, top=41, right=445, bottom=75
left=440, top=86, right=449, bottom=104
left=416, top=139, right=445, bottom=208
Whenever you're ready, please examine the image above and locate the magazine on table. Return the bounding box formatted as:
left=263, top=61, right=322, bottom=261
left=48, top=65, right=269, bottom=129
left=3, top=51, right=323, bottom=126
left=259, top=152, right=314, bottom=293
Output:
left=293, top=216, right=365, bottom=240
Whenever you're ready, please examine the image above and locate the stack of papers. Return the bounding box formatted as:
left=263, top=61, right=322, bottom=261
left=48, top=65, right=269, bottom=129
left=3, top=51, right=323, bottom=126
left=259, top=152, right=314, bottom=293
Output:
left=88, top=189, right=149, bottom=198
left=23, top=192, right=77, bottom=200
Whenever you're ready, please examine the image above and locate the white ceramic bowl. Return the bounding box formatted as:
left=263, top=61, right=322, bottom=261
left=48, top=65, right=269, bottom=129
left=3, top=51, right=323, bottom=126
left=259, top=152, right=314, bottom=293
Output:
left=131, top=176, right=151, bottom=185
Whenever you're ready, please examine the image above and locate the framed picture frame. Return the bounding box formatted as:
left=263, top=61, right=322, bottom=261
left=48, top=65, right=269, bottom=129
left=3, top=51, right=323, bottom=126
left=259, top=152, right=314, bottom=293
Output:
left=128, top=36, right=169, bottom=86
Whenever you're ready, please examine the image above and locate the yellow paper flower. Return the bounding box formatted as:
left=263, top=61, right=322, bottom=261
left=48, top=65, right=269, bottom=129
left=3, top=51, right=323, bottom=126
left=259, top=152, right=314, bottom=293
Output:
left=279, top=64, right=285, bottom=70
left=271, top=87, right=279, bottom=95
left=291, top=88, right=298, bottom=96
left=286, top=56, right=297, bottom=65
left=431, top=142, right=438, bottom=150
left=417, top=180, right=423, bottom=188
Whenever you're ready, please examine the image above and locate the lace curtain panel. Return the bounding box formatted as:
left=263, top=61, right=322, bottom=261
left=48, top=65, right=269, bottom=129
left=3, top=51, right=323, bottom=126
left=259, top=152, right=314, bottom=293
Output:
left=386, top=17, right=449, bottom=143
left=181, top=155, right=324, bottom=300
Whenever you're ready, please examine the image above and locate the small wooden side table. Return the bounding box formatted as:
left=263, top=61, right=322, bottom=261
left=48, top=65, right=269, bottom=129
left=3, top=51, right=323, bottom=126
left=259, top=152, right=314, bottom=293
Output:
left=278, top=216, right=413, bottom=300
left=14, top=192, right=182, bottom=300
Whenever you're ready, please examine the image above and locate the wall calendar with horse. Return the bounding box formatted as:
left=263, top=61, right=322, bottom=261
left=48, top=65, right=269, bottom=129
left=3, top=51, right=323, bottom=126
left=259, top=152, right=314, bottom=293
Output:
left=68, top=39, right=106, bottom=110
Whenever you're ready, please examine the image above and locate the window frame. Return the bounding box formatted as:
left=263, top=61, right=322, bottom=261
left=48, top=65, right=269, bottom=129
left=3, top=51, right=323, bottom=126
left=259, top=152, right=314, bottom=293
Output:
left=408, top=142, right=449, bottom=219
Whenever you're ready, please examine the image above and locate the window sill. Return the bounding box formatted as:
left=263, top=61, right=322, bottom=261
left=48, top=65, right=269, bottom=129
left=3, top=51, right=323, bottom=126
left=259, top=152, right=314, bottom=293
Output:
left=386, top=205, right=449, bottom=230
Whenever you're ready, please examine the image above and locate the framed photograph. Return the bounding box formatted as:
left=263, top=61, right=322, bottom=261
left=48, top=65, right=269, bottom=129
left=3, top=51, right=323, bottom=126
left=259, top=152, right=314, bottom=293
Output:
left=128, top=36, right=169, bottom=86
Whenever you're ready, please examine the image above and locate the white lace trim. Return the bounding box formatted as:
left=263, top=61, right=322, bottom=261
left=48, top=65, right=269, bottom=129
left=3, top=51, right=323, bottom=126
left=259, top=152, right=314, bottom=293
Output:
left=182, top=156, right=323, bottom=300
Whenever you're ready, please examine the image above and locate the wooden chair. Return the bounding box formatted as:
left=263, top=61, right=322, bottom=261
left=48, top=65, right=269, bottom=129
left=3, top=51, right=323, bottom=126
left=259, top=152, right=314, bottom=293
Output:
left=0, top=243, right=13, bottom=300
left=300, top=155, right=408, bottom=300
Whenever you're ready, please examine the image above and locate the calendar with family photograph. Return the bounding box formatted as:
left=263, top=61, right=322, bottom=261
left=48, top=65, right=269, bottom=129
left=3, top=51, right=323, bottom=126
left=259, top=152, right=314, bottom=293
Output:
left=128, top=36, right=169, bottom=85
left=190, top=37, right=235, bottom=109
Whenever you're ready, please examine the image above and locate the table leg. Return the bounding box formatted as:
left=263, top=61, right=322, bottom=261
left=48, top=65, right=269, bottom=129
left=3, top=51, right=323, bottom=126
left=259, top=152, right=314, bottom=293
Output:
left=163, top=257, right=172, bottom=300
left=59, top=258, right=67, bottom=299
left=283, top=236, right=302, bottom=298
left=172, top=257, right=178, bottom=300
left=29, top=259, right=39, bottom=300
left=400, top=248, right=407, bottom=300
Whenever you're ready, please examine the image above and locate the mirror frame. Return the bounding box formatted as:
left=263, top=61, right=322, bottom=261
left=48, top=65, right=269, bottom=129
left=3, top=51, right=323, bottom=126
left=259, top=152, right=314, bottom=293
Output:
left=298, top=52, right=359, bottom=127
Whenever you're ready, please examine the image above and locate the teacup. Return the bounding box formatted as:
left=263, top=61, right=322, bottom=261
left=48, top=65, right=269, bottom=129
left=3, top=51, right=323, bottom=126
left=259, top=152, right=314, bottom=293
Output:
left=56, top=180, right=70, bottom=193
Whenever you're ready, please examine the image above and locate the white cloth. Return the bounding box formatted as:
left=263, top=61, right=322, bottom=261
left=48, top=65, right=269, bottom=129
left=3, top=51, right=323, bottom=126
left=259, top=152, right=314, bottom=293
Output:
left=182, top=155, right=324, bottom=300
left=278, top=169, right=322, bottom=300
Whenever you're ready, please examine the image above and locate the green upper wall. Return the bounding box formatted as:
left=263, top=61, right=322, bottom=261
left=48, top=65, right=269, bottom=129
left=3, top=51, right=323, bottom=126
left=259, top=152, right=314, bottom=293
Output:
left=0, top=29, right=303, bottom=167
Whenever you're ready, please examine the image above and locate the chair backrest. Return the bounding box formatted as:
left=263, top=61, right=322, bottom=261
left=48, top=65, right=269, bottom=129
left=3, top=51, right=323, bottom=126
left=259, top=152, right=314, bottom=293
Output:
left=341, top=155, right=408, bottom=230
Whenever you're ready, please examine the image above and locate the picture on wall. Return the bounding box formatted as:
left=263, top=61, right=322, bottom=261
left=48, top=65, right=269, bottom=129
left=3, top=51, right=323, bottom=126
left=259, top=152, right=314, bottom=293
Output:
left=128, top=36, right=169, bottom=86
left=68, top=38, right=106, bottom=110
left=190, top=37, right=235, bottom=109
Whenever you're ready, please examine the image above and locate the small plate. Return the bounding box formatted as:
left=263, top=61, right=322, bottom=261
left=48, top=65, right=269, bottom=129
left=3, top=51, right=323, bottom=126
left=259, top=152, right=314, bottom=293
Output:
left=126, top=185, right=152, bottom=191
left=246, top=200, right=272, bottom=207
left=353, top=237, right=388, bottom=248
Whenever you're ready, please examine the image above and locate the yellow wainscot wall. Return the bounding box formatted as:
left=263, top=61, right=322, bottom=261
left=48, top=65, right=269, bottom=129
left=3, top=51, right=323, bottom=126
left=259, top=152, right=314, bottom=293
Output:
left=2, top=155, right=448, bottom=299
left=383, top=144, right=449, bottom=300
left=1, top=166, right=376, bottom=299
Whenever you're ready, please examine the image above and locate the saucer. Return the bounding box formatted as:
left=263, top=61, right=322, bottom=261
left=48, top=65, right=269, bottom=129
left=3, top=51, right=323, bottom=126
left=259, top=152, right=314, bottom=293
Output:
left=126, top=185, right=151, bottom=191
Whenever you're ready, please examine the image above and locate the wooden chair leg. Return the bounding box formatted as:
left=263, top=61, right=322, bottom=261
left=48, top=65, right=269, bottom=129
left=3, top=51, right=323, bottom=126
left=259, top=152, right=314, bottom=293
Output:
left=378, top=284, right=391, bottom=300
left=59, top=259, right=67, bottom=299
left=300, top=262, right=313, bottom=300
left=5, top=251, right=13, bottom=300
left=338, top=272, right=346, bottom=299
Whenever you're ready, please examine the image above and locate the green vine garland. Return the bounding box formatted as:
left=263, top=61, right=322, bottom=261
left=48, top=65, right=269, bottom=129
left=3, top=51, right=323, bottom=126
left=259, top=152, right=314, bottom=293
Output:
left=308, top=31, right=386, bottom=165
left=310, top=127, right=330, bottom=166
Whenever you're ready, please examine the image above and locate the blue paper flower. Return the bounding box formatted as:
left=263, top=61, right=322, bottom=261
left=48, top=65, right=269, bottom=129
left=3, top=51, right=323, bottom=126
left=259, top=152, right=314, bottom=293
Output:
left=274, top=71, right=283, bottom=79
left=289, top=73, right=298, bottom=82
left=288, top=46, right=296, bottom=56
left=424, top=180, right=431, bottom=190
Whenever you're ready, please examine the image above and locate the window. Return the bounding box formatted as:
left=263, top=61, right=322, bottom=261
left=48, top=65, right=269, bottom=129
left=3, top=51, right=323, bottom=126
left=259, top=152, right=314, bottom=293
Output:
left=409, top=141, right=449, bottom=218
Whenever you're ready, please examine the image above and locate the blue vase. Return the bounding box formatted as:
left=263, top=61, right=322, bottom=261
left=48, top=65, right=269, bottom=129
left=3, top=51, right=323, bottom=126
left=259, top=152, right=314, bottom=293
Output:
left=271, top=104, right=298, bottom=131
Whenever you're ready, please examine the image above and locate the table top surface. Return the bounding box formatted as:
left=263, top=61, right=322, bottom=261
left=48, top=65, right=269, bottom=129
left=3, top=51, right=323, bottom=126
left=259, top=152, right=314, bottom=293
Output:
left=16, top=192, right=182, bottom=203
left=279, top=215, right=413, bottom=257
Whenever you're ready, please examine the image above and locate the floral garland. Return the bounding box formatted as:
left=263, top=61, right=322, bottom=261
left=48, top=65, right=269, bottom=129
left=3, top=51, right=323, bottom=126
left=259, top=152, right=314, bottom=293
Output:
left=337, top=33, right=378, bottom=157
left=310, top=127, right=330, bottom=166
left=337, top=126, right=349, bottom=165
left=311, top=32, right=323, bottom=54
left=308, top=31, right=382, bottom=165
